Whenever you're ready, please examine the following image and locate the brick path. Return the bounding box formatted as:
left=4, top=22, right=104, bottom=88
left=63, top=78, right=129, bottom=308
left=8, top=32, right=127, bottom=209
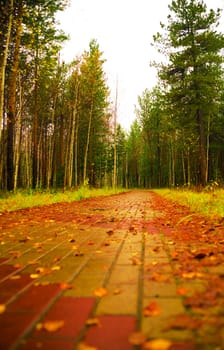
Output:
left=0, top=190, right=223, bottom=350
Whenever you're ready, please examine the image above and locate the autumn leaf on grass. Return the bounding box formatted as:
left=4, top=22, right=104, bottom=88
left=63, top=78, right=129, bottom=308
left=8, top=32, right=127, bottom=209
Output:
left=0, top=304, right=6, bottom=314
left=143, top=301, right=161, bottom=316
left=143, top=339, right=172, bottom=350
left=94, top=287, right=108, bottom=297
left=128, top=331, right=146, bottom=345
left=36, top=320, right=64, bottom=332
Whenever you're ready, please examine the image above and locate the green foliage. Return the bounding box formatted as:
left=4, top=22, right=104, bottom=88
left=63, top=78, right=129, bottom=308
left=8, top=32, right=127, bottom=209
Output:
left=154, top=187, right=224, bottom=218
left=0, top=187, right=128, bottom=213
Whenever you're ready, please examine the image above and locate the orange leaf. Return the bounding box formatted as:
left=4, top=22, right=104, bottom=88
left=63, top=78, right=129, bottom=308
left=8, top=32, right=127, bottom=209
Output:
left=60, top=282, right=73, bottom=290
left=131, top=257, right=142, bottom=265
left=0, top=304, right=6, bottom=314
left=177, top=287, right=188, bottom=296
left=51, top=265, right=61, bottom=271
left=94, top=287, right=108, bottom=297
left=37, top=320, right=65, bottom=332
left=77, top=342, right=98, bottom=350
left=86, top=318, right=100, bottom=326
left=143, top=301, right=161, bottom=316
left=143, top=338, right=172, bottom=350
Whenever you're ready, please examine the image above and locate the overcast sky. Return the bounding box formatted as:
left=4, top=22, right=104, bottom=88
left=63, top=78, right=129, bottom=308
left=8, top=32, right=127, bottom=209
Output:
left=57, top=0, right=224, bottom=130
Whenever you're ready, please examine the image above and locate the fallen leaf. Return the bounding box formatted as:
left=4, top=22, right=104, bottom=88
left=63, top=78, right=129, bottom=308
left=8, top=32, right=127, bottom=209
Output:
left=182, top=272, right=204, bottom=279
left=0, top=304, right=6, bottom=314
left=113, top=288, right=123, bottom=295
left=177, top=287, right=188, bottom=296
left=13, top=263, right=23, bottom=269
left=52, top=256, right=62, bottom=263
left=37, top=320, right=65, bottom=332
left=77, top=342, right=98, bottom=350
left=28, top=260, right=38, bottom=265
left=150, top=272, right=170, bottom=282
left=74, top=251, right=84, bottom=257
left=131, top=257, right=142, bottom=265
left=51, top=265, right=61, bottom=271
left=94, top=287, right=108, bottom=297
left=143, top=339, right=172, bottom=350
left=143, top=301, right=161, bottom=316
left=128, top=331, right=146, bottom=345
left=86, top=318, right=100, bottom=326
left=167, top=314, right=202, bottom=330
left=30, top=273, right=40, bottom=279
left=106, top=230, right=114, bottom=236
left=9, top=250, right=21, bottom=257
left=9, top=275, right=21, bottom=280
left=60, top=282, right=73, bottom=290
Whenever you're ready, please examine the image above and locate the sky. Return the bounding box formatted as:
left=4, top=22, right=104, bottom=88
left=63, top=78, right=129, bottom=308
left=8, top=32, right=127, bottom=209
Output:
left=57, top=0, right=224, bottom=130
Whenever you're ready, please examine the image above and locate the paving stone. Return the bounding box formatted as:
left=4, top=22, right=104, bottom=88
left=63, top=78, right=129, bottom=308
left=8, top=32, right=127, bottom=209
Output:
left=84, top=315, right=136, bottom=350
left=0, top=312, right=37, bottom=349
left=31, top=296, right=95, bottom=337
left=141, top=297, right=193, bottom=340
left=96, top=283, right=138, bottom=315
left=7, top=284, right=61, bottom=312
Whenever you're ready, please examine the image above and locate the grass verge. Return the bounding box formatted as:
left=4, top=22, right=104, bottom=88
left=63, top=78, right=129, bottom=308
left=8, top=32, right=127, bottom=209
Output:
left=153, top=188, right=224, bottom=218
left=0, top=187, right=128, bottom=213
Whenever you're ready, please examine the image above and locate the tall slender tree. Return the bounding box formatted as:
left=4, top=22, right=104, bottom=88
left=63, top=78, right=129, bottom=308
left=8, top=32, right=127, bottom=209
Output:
left=153, top=0, right=224, bottom=186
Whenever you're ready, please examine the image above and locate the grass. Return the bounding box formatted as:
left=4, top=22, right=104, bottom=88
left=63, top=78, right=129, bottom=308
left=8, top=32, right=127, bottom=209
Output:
left=154, top=188, right=224, bottom=218
left=0, top=186, right=128, bottom=213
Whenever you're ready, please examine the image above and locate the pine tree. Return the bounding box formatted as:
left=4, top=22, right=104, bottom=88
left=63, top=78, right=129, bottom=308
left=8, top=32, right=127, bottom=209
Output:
left=153, top=0, right=224, bottom=186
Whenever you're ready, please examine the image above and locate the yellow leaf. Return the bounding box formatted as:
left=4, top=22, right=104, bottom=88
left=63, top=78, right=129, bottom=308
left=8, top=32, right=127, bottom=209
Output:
left=143, top=339, right=172, bottom=350
left=94, top=287, right=108, bottom=297
left=86, top=318, right=100, bottom=326
left=143, top=302, right=161, bottom=316
left=0, top=304, right=6, bottom=314
left=77, top=342, right=98, bottom=350
left=9, top=275, right=21, bottom=280
left=113, top=288, right=122, bottom=295
left=60, top=282, right=73, bottom=290
left=30, top=274, right=40, bottom=279
left=51, top=265, right=61, bottom=271
left=39, top=320, right=65, bottom=332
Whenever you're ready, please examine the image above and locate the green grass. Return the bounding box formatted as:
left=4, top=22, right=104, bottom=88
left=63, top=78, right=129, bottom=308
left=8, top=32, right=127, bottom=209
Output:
left=154, top=188, right=224, bottom=218
left=0, top=187, right=128, bottom=213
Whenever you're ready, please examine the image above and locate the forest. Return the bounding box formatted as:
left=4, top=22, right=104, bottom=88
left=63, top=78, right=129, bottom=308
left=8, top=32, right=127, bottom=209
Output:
left=1, top=0, right=224, bottom=192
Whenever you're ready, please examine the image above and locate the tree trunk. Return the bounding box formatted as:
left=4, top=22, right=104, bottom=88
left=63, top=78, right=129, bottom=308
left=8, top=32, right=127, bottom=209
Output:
left=83, top=94, right=94, bottom=185
left=113, top=81, right=118, bottom=188
left=0, top=0, right=13, bottom=144
left=7, top=0, right=23, bottom=191
left=14, top=73, right=23, bottom=190
left=197, top=109, right=207, bottom=186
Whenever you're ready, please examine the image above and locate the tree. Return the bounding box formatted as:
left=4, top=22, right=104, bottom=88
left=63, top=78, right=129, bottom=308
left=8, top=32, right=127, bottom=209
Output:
left=79, top=40, right=110, bottom=186
left=0, top=0, right=13, bottom=144
left=153, top=0, right=224, bottom=186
